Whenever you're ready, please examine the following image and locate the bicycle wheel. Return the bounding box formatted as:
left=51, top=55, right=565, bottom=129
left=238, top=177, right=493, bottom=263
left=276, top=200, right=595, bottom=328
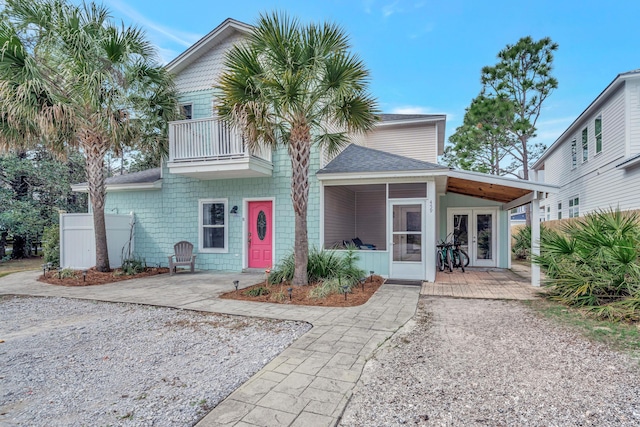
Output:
left=437, top=251, right=445, bottom=271
left=446, top=249, right=453, bottom=272
left=458, top=251, right=465, bottom=272
left=460, top=249, right=470, bottom=267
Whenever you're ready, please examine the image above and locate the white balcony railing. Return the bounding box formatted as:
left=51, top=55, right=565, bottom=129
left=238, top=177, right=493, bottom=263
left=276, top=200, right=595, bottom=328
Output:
left=168, top=117, right=272, bottom=163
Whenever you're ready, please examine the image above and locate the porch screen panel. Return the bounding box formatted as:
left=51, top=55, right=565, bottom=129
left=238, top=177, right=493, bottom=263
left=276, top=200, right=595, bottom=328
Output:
left=392, top=204, right=422, bottom=262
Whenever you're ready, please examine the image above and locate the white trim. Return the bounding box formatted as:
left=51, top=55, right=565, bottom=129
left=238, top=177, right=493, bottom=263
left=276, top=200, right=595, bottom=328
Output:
left=625, top=81, right=632, bottom=158
left=447, top=207, right=499, bottom=268
left=166, top=18, right=253, bottom=75
left=501, top=192, right=535, bottom=211
left=71, top=180, right=162, bottom=193
left=376, top=116, right=445, bottom=127
left=319, top=183, right=325, bottom=249
left=389, top=198, right=428, bottom=280
left=198, top=198, right=229, bottom=253
left=242, top=197, right=276, bottom=270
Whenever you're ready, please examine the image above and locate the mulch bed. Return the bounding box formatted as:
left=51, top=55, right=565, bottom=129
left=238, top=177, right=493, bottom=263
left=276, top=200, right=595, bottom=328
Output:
left=220, top=275, right=384, bottom=307
left=38, top=267, right=170, bottom=287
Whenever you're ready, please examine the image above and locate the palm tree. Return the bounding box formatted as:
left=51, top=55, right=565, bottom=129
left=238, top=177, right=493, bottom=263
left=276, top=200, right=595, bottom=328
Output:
left=217, top=12, right=378, bottom=286
left=0, top=0, right=177, bottom=271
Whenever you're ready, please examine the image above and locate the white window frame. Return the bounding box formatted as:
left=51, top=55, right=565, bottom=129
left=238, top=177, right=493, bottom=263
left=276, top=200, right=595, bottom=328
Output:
left=595, top=115, right=602, bottom=154
left=179, top=102, right=193, bottom=120
left=198, top=198, right=228, bottom=253
left=557, top=202, right=562, bottom=220
left=571, top=138, right=577, bottom=169
left=568, top=196, right=579, bottom=218
left=582, top=127, right=588, bottom=162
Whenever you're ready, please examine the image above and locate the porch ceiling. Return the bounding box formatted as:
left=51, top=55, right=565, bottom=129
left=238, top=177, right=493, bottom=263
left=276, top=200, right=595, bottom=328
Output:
left=446, top=177, right=531, bottom=204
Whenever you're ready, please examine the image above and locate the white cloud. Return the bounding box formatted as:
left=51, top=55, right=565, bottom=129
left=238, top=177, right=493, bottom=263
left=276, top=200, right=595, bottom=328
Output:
left=382, top=1, right=401, bottom=17
left=362, top=0, right=375, bottom=14
left=105, top=0, right=202, bottom=48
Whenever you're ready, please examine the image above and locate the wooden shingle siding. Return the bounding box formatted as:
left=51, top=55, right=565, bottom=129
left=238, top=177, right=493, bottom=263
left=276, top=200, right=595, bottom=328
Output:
left=364, top=123, right=437, bottom=163
left=174, top=33, right=245, bottom=93
left=324, top=187, right=356, bottom=249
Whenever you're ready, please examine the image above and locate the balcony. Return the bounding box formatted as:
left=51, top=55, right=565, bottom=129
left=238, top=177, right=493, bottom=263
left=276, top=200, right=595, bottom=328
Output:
left=168, top=117, right=273, bottom=179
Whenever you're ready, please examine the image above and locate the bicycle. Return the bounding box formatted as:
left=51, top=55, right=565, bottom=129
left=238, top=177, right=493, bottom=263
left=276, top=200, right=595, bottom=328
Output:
left=450, top=241, right=470, bottom=272
left=436, top=240, right=453, bottom=272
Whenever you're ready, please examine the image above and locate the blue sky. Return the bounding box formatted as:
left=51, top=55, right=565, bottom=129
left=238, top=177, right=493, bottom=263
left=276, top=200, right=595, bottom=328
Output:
left=103, top=0, right=639, bottom=150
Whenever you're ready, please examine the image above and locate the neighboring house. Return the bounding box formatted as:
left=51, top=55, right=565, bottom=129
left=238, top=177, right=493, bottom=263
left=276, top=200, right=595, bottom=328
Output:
left=532, top=69, right=640, bottom=219
left=72, top=18, right=556, bottom=283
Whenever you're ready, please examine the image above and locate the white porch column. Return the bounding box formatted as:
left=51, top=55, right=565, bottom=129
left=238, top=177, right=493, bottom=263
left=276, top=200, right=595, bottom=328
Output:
left=531, top=192, right=541, bottom=287
left=425, top=180, right=437, bottom=282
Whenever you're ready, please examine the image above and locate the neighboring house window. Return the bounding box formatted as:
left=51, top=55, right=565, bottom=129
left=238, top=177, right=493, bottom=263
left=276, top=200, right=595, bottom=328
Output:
left=557, top=202, right=562, bottom=220
left=569, top=197, right=579, bottom=218
left=595, top=115, right=602, bottom=154
left=582, top=127, right=588, bottom=162
left=546, top=206, right=550, bottom=221
left=180, top=103, right=193, bottom=120
left=571, top=138, right=577, bottom=168
left=199, top=199, right=228, bottom=253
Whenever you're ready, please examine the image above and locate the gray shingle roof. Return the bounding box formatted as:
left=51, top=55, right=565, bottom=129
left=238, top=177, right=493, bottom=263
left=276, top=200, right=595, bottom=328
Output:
left=317, top=144, right=449, bottom=174
left=379, top=113, right=444, bottom=122
left=75, top=168, right=161, bottom=186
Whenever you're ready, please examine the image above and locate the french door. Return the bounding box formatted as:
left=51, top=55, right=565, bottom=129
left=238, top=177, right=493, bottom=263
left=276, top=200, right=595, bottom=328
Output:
left=447, top=208, right=497, bottom=267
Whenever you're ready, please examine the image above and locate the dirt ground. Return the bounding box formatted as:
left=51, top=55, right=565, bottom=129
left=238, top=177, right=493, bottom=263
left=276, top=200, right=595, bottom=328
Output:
left=38, top=266, right=170, bottom=286
left=220, top=275, right=384, bottom=307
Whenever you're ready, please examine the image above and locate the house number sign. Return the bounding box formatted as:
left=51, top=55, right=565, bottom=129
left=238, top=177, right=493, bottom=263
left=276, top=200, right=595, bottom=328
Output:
left=257, top=211, right=267, bottom=240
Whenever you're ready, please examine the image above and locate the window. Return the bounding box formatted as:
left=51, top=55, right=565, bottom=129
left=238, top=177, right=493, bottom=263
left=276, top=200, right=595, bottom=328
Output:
left=569, top=197, right=579, bottom=218
left=199, top=199, right=228, bottom=252
left=595, top=115, right=602, bottom=154
left=180, top=103, right=193, bottom=120
left=557, top=202, right=562, bottom=220
left=582, top=127, right=588, bottom=162
left=546, top=206, right=551, bottom=221
left=571, top=138, right=577, bottom=168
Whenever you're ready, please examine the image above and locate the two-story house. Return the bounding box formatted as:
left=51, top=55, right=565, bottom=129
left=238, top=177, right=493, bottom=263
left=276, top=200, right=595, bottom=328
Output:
left=532, top=69, right=640, bottom=219
left=72, top=18, right=556, bottom=284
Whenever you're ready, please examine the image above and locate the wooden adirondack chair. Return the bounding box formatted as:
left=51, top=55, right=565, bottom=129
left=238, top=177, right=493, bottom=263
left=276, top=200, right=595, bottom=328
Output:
left=168, top=241, right=196, bottom=275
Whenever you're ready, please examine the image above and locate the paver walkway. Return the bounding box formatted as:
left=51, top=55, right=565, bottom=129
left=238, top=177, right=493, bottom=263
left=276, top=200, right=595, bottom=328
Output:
left=0, top=271, right=419, bottom=426
left=421, top=267, right=540, bottom=300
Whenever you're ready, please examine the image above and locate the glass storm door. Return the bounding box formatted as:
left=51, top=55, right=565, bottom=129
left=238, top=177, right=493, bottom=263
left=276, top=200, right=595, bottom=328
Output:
left=447, top=209, right=497, bottom=267
left=390, top=202, right=426, bottom=280
left=248, top=201, right=273, bottom=268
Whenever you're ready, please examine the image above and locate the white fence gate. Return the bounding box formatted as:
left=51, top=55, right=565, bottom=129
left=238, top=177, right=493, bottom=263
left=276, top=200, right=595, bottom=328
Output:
left=60, top=213, right=134, bottom=269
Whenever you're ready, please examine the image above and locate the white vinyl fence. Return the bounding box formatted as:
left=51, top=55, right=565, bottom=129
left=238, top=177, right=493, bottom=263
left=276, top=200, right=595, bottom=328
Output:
left=60, top=213, right=134, bottom=269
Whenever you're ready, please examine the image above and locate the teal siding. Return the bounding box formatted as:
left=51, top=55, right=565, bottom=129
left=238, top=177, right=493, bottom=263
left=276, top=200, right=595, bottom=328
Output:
left=438, top=193, right=510, bottom=268
left=105, top=144, right=322, bottom=271
left=178, top=90, right=214, bottom=119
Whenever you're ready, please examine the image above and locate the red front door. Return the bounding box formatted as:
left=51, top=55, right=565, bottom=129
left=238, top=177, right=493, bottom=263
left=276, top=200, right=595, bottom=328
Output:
left=248, top=201, right=273, bottom=268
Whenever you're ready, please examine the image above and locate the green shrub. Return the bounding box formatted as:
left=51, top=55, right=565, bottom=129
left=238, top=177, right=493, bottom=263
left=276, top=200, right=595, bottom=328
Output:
left=42, top=225, right=60, bottom=267
left=308, top=277, right=353, bottom=299
left=268, top=247, right=366, bottom=286
left=534, top=209, right=640, bottom=321
left=512, top=225, right=553, bottom=260
left=245, top=286, right=270, bottom=297
left=60, top=268, right=75, bottom=278
left=121, top=256, right=146, bottom=275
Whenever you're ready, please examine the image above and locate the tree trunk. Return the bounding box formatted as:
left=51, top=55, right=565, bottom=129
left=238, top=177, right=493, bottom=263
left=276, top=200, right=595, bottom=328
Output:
left=521, top=137, right=532, bottom=226
left=83, top=133, right=110, bottom=272
left=11, top=235, right=27, bottom=259
left=289, top=125, right=311, bottom=286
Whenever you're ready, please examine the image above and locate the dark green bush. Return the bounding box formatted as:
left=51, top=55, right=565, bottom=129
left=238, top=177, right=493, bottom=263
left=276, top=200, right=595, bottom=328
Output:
left=245, top=286, right=270, bottom=296
left=42, top=225, right=60, bottom=267
left=121, top=256, right=146, bottom=275
left=534, top=209, right=640, bottom=321
left=269, top=246, right=366, bottom=286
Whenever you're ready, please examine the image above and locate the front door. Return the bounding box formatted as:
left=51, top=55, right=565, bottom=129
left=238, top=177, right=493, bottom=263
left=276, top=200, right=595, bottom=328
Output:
left=447, top=209, right=497, bottom=267
left=248, top=201, right=273, bottom=268
left=390, top=201, right=426, bottom=279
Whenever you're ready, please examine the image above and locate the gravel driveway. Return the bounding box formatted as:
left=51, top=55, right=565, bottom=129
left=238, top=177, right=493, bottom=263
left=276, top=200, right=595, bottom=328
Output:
left=0, top=296, right=310, bottom=426
left=340, top=297, right=640, bottom=426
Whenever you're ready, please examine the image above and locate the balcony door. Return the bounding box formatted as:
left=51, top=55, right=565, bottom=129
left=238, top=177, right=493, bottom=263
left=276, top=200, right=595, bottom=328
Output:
left=447, top=208, right=497, bottom=267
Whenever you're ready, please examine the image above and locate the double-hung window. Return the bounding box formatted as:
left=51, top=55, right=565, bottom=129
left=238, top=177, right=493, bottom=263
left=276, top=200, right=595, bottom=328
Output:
left=199, top=199, right=228, bottom=253
left=568, top=197, right=579, bottom=218
left=595, top=115, right=602, bottom=154
left=557, top=202, right=563, bottom=220
left=582, top=127, right=588, bottom=162
left=571, top=138, right=577, bottom=168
